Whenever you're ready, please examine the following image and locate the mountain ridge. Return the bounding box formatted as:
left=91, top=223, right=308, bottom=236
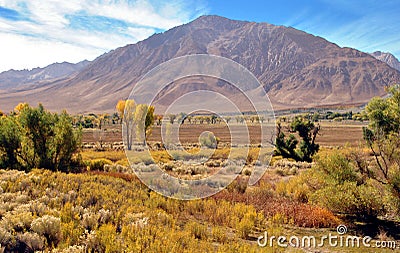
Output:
left=371, top=51, right=400, bottom=72
left=0, top=15, right=399, bottom=113
left=0, top=60, right=90, bottom=91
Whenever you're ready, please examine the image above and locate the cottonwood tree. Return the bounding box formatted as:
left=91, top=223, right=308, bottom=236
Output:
left=0, top=116, right=21, bottom=169
left=116, top=100, right=155, bottom=149
left=0, top=103, right=81, bottom=171
left=135, top=104, right=155, bottom=145
left=362, top=85, right=400, bottom=198
left=116, top=100, right=136, bottom=150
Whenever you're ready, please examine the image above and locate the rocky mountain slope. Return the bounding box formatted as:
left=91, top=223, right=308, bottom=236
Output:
left=0, top=15, right=399, bottom=113
left=0, top=60, right=90, bottom=91
left=371, top=51, right=400, bottom=72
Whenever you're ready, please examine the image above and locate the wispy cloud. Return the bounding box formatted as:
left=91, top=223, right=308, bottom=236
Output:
left=285, top=0, right=400, bottom=59
left=0, top=0, right=207, bottom=72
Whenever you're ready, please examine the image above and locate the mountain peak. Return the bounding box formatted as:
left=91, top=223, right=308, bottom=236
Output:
left=0, top=16, right=399, bottom=113
left=371, top=51, right=400, bottom=72
left=187, top=14, right=251, bottom=30
left=0, top=60, right=90, bottom=90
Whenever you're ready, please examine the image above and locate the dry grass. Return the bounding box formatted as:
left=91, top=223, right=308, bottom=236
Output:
left=81, top=150, right=126, bottom=162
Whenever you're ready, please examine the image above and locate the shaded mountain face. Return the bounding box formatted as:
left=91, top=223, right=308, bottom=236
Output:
left=371, top=51, right=400, bottom=72
left=0, top=60, right=90, bottom=90
left=0, top=15, right=399, bottom=113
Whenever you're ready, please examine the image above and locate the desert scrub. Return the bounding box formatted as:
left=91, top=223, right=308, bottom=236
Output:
left=80, top=150, right=126, bottom=163
left=0, top=169, right=342, bottom=252
left=31, top=215, right=61, bottom=246
left=211, top=226, right=228, bottom=243
left=17, top=232, right=45, bottom=251
left=185, top=221, right=209, bottom=240
left=84, top=158, right=113, bottom=171
left=199, top=131, right=218, bottom=148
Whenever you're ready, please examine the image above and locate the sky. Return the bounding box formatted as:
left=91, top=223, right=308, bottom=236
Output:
left=0, top=0, right=399, bottom=72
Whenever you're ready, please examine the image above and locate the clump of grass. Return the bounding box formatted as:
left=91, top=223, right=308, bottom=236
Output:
left=85, top=159, right=113, bottom=171
left=81, top=150, right=126, bottom=163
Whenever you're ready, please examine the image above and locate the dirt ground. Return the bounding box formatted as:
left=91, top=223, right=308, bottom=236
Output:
left=82, top=121, right=367, bottom=147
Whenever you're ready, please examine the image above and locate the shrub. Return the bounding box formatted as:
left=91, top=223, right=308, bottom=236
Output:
left=310, top=181, right=384, bottom=217
left=211, top=226, right=227, bottom=243
left=227, top=177, right=248, bottom=194
left=314, top=152, right=361, bottom=184
left=31, top=215, right=61, bottom=247
left=242, top=168, right=251, bottom=176
left=1, top=211, right=33, bottom=232
left=96, top=223, right=122, bottom=252
left=185, top=221, right=208, bottom=240
left=199, top=132, right=218, bottom=149
left=276, top=176, right=310, bottom=203
left=236, top=216, right=254, bottom=239
left=81, top=211, right=100, bottom=231
left=85, top=159, right=113, bottom=171
left=306, top=150, right=385, bottom=217
left=18, top=232, right=45, bottom=251
left=0, top=226, right=13, bottom=246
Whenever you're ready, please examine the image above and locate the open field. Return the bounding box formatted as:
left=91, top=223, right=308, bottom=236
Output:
left=82, top=120, right=367, bottom=148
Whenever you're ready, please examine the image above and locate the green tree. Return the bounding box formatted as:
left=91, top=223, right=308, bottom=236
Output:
left=145, top=106, right=155, bottom=139
left=274, top=117, right=320, bottom=162
left=168, top=114, right=176, bottom=124
left=0, top=116, right=21, bottom=169
left=51, top=111, right=82, bottom=171
left=0, top=104, right=81, bottom=171
left=363, top=84, right=400, bottom=198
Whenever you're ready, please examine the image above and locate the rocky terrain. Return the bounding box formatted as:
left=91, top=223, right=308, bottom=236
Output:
left=0, top=15, right=399, bottom=113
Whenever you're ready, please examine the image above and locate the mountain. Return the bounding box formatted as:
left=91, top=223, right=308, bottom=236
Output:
left=0, top=60, right=90, bottom=90
left=0, top=15, right=399, bottom=113
left=371, top=51, right=400, bottom=72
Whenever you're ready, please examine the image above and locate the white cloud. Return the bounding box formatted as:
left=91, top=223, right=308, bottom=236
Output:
left=0, top=0, right=207, bottom=72
left=0, top=32, right=102, bottom=71
left=89, top=1, right=183, bottom=29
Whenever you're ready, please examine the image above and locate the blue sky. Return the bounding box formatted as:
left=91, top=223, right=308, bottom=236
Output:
left=0, top=0, right=399, bottom=72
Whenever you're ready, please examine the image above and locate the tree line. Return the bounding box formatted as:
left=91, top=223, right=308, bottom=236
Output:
left=0, top=103, right=81, bottom=172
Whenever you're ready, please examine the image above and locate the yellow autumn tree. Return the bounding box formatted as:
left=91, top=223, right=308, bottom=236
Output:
left=14, top=102, right=29, bottom=114
left=134, top=104, right=155, bottom=144
left=116, top=100, right=136, bottom=150
left=116, top=100, right=126, bottom=124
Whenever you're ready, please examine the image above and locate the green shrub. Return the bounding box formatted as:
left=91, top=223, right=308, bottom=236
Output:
left=306, top=150, right=384, bottom=217
left=85, top=159, right=113, bottom=171
left=199, top=132, right=218, bottom=149
left=310, top=182, right=384, bottom=217
left=314, top=152, right=361, bottom=184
